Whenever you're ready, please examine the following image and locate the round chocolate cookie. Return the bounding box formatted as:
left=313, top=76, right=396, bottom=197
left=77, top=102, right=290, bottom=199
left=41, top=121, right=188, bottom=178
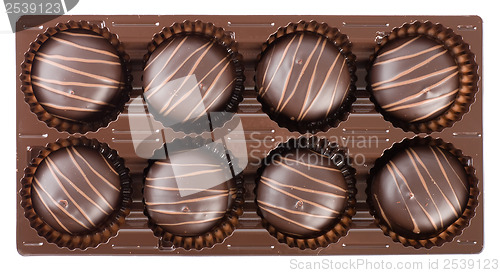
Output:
left=144, top=148, right=237, bottom=236
left=31, top=146, right=122, bottom=234
left=256, top=148, right=348, bottom=238
left=143, top=33, right=241, bottom=130
left=256, top=32, right=352, bottom=123
left=368, top=35, right=459, bottom=123
left=31, top=29, right=127, bottom=123
left=369, top=145, right=469, bottom=239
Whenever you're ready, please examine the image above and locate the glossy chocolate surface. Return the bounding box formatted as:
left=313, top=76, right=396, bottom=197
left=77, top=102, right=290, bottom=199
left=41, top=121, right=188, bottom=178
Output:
left=370, top=145, right=469, bottom=239
left=144, top=148, right=237, bottom=236
left=256, top=148, right=348, bottom=237
left=143, top=35, right=237, bottom=127
left=256, top=32, right=351, bottom=122
left=369, top=36, right=459, bottom=123
left=31, top=29, right=126, bottom=122
left=31, top=146, right=122, bottom=234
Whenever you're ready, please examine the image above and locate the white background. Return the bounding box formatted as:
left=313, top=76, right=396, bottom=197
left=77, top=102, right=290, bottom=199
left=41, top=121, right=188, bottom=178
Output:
left=0, top=0, right=499, bottom=272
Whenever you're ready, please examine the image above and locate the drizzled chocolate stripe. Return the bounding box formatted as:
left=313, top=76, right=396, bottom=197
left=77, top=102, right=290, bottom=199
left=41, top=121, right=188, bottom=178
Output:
left=44, top=158, right=98, bottom=227
left=184, top=67, right=235, bottom=122
left=145, top=185, right=228, bottom=193
left=405, top=149, right=447, bottom=226
left=30, top=146, right=122, bottom=234
left=377, top=36, right=420, bottom=58
left=32, top=179, right=72, bottom=234
left=31, top=29, right=126, bottom=123
left=387, top=161, right=434, bottom=233
left=51, top=36, right=119, bottom=58
left=296, top=39, right=329, bottom=120
left=144, top=37, right=180, bottom=72
left=46, top=157, right=109, bottom=215
left=274, top=161, right=346, bottom=192
left=64, top=148, right=114, bottom=210
left=373, top=45, right=442, bottom=66
left=258, top=200, right=336, bottom=219
left=70, top=147, right=120, bottom=192
left=273, top=34, right=306, bottom=112
left=256, top=148, right=348, bottom=237
left=256, top=32, right=351, bottom=122
left=259, top=178, right=341, bottom=213
left=258, top=204, right=323, bottom=233
left=40, top=102, right=101, bottom=112
left=142, top=35, right=237, bottom=126
left=403, top=149, right=461, bottom=234
left=154, top=161, right=220, bottom=167
left=259, top=34, right=299, bottom=97
left=61, top=31, right=106, bottom=38
left=281, top=157, right=341, bottom=172
left=369, top=35, right=460, bottom=123
left=145, top=193, right=229, bottom=206
left=145, top=168, right=223, bottom=180
left=38, top=52, right=121, bottom=65
left=31, top=75, right=120, bottom=89
left=159, top=52, right=229, bottom=116
left=261, top=176, right=344, bottom=199
left=145, top=39, right=212, bottom=96
left=148, top=208, right=226, bottom=215
left=370, top=145, right=469, bottom=239
left=144, top=148, right=236, bottom=236
left=372, top=50, right=449, bottom=89
left=35, top=57, right=122, bottom=84
left=32, top=81, right=115, bottom=106
left=156, top=217, right=224, bottom=226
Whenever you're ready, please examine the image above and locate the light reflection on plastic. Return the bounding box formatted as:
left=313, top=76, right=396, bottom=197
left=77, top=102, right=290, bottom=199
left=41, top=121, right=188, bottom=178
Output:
left=128, top=88, right=248, bottom=197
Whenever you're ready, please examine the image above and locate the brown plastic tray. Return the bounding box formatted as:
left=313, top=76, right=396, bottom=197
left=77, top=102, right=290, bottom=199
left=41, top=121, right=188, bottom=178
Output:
left=16, top=15, right=483, bottom=255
